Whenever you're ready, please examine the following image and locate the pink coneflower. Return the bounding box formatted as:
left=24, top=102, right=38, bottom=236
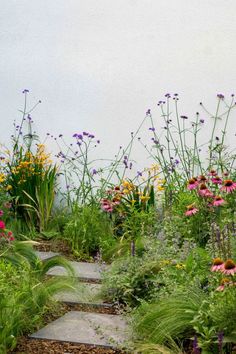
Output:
left=112, top=197, right=121, bottom=205
left=208, top=169, right=217, bottom=176
left=212, top=176, right=222, bottom=185
left=198, top=183, right=213, bottom=197
left=198, top=175, right=208, bottom=183
left=100, top=199, right=113, bottom=213
left=187, top=178, right=198, bottom=190
left=213, top=195, right=225, bottom=206
left=216, top=278, right=231, bottom=291
left=211, top=257, right=224, bottom=272
left=220, top=179, right=236, bottom=193
left=185, top=204, right=199, bottom=216
left=221, top=259, right=236, bottom=275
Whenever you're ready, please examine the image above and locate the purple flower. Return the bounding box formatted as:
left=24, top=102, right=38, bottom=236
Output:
left=149, top=127, right=155, bottom=131
left=88, top=134, right=95, bottom=138
left=22, top=89, right=29, bottom=94
left=92, top=168, right=97, bottom=175
left=73, top=133, right=78, bottom=138
left=97, top=140, right=100, bottom=144
left=137, top=171, right=142, bottom=177
left=217, top=93, right=224, bottom=99
left=175, top=159, right=180, bottom=165
left=200, top=119, right=204, bottom=123
left=83, top=131, right=89, bottom=136
left=27, top=114, right=32, bottom=121
left=193, top=335, right=200, bottom=354
left=129, top=162, right=132, bottom=169
left=180, top=115, right=188, bottom=119
left=165, top=93, right=171, bottom=98
left=153, top=139, right=159, bottom=145
left=146, top=109, right=151, bottom=115
left=218, top=331, right=224, bottom=353
left=59, top=134, right=63, bottom=138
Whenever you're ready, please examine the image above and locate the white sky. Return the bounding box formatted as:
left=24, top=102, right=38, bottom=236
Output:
left=1, top=0, right=236, bottom=172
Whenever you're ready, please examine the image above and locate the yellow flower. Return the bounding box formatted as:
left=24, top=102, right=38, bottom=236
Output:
left=6, top=185, right=12, bottom=191
left=157, top=185, right=165, bottom=192
left=0, top=173, right=5, bottom=183
left=140, top=195, right=150, bottom=202
left=123, top=189, right=130, bottom=194
left=175, top=263, right=186, bottom=269
left=160, top=260, right=171, bottom=266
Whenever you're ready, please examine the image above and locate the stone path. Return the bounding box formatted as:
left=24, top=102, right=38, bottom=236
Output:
left=31, top=251, right=128, bottom=351
left=46, top=260, right=108, bottom=282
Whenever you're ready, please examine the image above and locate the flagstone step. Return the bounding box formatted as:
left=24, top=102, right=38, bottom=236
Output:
left=54, top=282, right=112, bottom=308
left=36, top=251, right=60, bottom=261
left=46, top=261, right=109, bottom=282
left=30, top=311, right=128, bottom=349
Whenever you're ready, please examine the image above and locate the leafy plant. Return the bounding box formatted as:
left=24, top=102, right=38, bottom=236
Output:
left=63, top=204, right=115, bottom=260
left=102, top=254, right=160, bottom=307
left=0, top=241, right=75, bottom=353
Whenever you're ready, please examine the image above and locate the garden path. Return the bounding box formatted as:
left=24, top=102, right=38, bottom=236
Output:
left=30, top=252, right=128, bottom=351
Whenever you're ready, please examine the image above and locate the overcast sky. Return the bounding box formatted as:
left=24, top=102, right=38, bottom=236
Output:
left=1, top=0, right=236, bottom=171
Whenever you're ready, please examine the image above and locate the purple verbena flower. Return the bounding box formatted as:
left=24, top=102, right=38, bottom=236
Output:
left=22, top=89, right=29, bottom=94
left=149, top=127, right=155, bottom=131
left=200, top=119, right=204, bottom=123
left=180, top=115, right=188, bottom=119
left=193, top=335, right=200, bottom=354
left=217, top=93, right=224, bottom=99
left=218, top=331, right=224, bottom=353
left=88, top=134, right=95, bottom=138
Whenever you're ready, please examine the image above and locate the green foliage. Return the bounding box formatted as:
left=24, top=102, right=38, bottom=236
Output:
left=0, top=241, right=75, bottom=353
left=101, top=255, right=160, bottom=307
left=133, top=287, right=206, bottom=346
left=64, top=204, right=116, bottom=260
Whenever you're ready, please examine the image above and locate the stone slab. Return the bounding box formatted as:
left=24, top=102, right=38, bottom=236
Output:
left=54, top=283, right=106, bottom=305
left=46, top=261, right=109, bottom=282
left=30, top=311, right=128, bottom=348
left=36, top=251, right=60, bottom=261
